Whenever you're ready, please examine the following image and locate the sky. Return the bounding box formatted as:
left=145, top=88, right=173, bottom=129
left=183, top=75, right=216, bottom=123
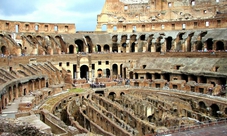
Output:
left=0, top=0, right=105, bottom=31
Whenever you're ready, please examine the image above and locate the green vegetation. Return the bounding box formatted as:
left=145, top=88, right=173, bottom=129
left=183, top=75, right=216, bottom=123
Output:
left=69, top=88, right=84, bottom=93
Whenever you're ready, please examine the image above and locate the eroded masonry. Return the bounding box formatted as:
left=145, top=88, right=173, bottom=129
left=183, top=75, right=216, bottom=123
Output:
left=0, top=0, right=227, bottom=136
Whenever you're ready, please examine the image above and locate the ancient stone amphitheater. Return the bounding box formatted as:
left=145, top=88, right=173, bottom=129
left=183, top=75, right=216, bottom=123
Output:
left=0, top=0, right=227, bottom=136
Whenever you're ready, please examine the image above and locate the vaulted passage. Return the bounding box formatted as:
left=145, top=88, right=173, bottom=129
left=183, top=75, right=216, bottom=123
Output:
left=75, top=40, right=84, bottom=52
left=216, top=41, right=224, bottom=51
left=80, top=65, right=89, bottom=79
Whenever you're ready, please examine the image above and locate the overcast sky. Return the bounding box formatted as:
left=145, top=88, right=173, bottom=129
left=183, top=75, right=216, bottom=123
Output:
left=0, top=0, right=105, bottom=31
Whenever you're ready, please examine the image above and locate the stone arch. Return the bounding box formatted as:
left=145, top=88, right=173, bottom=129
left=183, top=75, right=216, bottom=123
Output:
left=96, top=45, right=101, bottom=52
left=166, top=36, right=173, bottom=51
left=140, top=35, right=146, bottom=41
left=225, top=107, right=227, bottom=114
left=112, top=43, right=118, bottom=52
left=129, top=71, right=133, bottom=79
left=1, top=46, right=7, bottom=55
left=147, top=114, right=155, bottom=122
left=112, top=64, right=118, bottom=78
left=131, top=42, right=136, bottom=52
left=97, top=68, right=102, bottom=77
left=69, top=45, right=75, bottom=54
left=210, top=103, right=220, bottom=117
left=215, top=41, right=224, bottom=51
left=206, top=38, right=213, bottom=50
left=75, top=39, right=84, bottom=52
left=85, top=36, right=93, bottom=53
left=112, top=35, right=118, bottom=42
left=195, top=41, right=203, bottom=51
left=104, top=44, right=110, bottom=52
left=80, top=65, right=89, bottom=79
left=108, top=92, right=116, bottom=101
left=55, top=35, right=67, bottom=53
left=106, top=68, right=110, bottom=78
left=130, top=34, right=137, bottom=42
left=120, top=92, right=125, bottom=96
left=198, top=101, right=207, bottom=109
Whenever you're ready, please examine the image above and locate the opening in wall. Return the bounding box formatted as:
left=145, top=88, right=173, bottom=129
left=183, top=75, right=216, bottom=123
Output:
left=191, top=0, right=195, bottom=6
left=35, top=25, right=39, bottom=31
left=168, top=2, right=172, bottom=7
left=113, top=26, right=117, bottom=31
left=182, top=24, right=186, bottom=30
left=133, top=26, right=136, bottom=32
left=65, top=26, right=68, bottom=32
left=54, top=25, right=58, bottom=32
left=15, top=25, right=19, bottom=33
left=173, top=85, right=177, bottom=89
left=124, top=5, right=128, bottom=11
left=205, top=21, right=209, bottom=27
left=102, top=24, right=107, bottom=31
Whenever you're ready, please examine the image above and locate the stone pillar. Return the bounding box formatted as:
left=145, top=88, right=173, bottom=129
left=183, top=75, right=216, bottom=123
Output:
left=135, top=43, right=138, bottom=53
left=161, top=74, right=164, bottom=79
left=110, top=69, right=113, bottom=80
left=118, top=64, right=121, bottom=79
left=151, top=74, right=155, bottom=80
left=89, top=70, right=92, bottom=81
left=77, top=71, right=80, bottom=79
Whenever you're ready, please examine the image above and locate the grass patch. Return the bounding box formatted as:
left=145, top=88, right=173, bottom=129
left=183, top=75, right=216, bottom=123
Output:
left=69, top=88, right=84, bottom=93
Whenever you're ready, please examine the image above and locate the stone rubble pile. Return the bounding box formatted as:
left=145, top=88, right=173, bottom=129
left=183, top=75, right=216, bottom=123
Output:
left=0, top=118, right=52, bottom=136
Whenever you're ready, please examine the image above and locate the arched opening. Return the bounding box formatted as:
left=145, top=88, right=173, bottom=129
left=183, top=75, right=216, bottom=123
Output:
left=146, top=73, right=152, bottom=79
left=216, top=41, right=224, bottom=51
left=106, top=68, right=110, bottom=78
left=96, top=45, right=101, bottom=52
left=196, top=41, right=203, bottom=51
left=122, top=43, right=127, bottom=49
left=85, top=36, right=92, bottom=53
left=69, top=45, right=74, bottom=54
left=206, top=38, right=213, bottom=50
left=154, top=73, right=161, bottom=79
left=1, top=46, right=7, bottom=55
left=156, top=43, right=161, bottom=52
left=140, top=35, right=145, bottom=41
left=108, top=92, right=116, bottom=101
left=120, top=64, right=123, bottom=78
left=95, top=90, right=104, bottom=96
left=75, top=39, right=84, bottom=52
left=97, top=69, right=102, bottom=77
left=24, top=88, right=26, bottom=96
left=148, top=114, right=155, bottom=122
left=102, top=24, right=107, bottom=31
left=129, top=71, right=133, bottom=79
left=120, top=92, right=125, bottom=96
left=135, top=73, right=138, bottom=79
left=80, top=65, right=89, bottom=79
left=112, top=64, right=118, bottom=79
left=112, top=43, right=118, bottom=52
left=104, top=44, right=110, bottom=52
left=198, top=101, right=206, bottom=109
left=131, top=42, right=135, bottom=52
left=112, top=35, right=118, bottom=42
left=210, top=104, right=220, bottom=117
left=166, top=37, right=172, bottom=51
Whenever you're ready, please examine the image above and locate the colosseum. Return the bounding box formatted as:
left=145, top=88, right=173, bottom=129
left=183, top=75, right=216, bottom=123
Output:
left=0, top=0, right=227, bottom=135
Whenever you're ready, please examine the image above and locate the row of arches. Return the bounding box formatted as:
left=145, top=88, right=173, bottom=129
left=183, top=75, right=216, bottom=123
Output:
left=198, top=101, right=227, bottom=117
left=1, top=32, right=226, bottom=56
